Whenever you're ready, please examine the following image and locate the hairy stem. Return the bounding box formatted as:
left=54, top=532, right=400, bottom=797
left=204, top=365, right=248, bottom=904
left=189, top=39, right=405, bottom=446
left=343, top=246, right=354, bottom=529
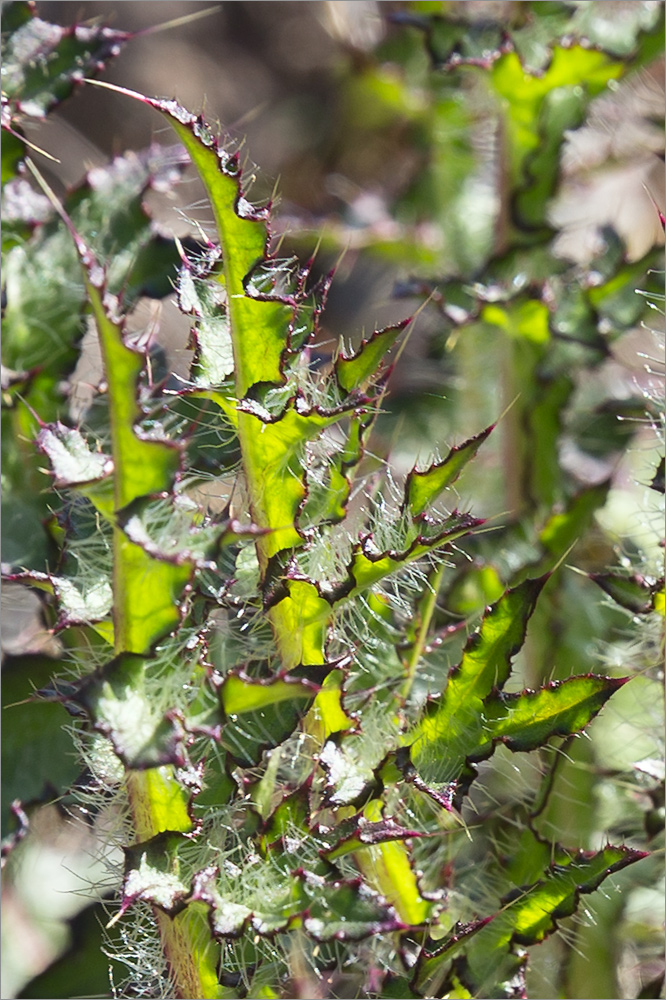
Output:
left=401, top=563, right=445, bottom=701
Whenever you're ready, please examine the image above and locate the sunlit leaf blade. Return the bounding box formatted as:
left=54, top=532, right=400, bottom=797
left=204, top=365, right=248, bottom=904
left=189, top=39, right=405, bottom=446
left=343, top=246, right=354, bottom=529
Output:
left=113, top=538, right=192, bottom=653
left=482, top=673, right=626, bottom=754
left=268, top=578, right=332, bottom=668
left=343, top=511, right=484, bottom=597
left=334, top=801, right=433, bottom=926
left=220, top=670, right=321, bottom=715
left=409, top=576, right=547, bottom=785
left=335, top=320, right=408, bottom=392
left=136, top=92, right=293, bottom=397
left=308, top=670, right=355, bottom=741
left=414, top=845, right=647, bottom=997
left=127, top=767, right=193, bottom=838
left=411, top=670, right=622, bottom=804
left=83, top=285, right=178, bottom=505
left=237, top=405, right=340, bottom=559
left=72, top=257, right=195, bottom=651
left=406, top=423, right=495, bottom=517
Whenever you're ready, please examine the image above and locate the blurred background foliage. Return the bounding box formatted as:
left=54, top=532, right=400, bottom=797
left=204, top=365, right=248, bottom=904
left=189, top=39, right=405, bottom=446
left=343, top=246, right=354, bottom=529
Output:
left=1, top=2, right=664, bottom=998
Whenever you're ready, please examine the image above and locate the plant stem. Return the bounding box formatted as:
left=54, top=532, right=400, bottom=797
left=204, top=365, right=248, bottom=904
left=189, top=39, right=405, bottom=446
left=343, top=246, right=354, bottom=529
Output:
left=401, top=562, right=445, bottom=701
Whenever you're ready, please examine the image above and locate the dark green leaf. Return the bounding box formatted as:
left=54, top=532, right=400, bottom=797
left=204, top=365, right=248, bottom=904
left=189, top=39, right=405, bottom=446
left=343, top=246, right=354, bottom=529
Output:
left=1, top=653, right=79, bottom=835
left=589, top=572, right=656, bottom=615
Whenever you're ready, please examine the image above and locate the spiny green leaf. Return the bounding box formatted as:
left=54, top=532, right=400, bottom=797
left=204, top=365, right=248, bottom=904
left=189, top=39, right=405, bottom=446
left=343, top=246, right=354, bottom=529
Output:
left=482, top=673, right=627, bottom=754
left=409, top=576, right=547, bottom=785
left=491, top=46, right=624, bottom=228
left=83, top=277, right=180, bottom=506
left=343, top=511, right=484, bottom=597
left=415, top=844, right=646, bottom=997
left=127, top=767, right=193, bottom=838
left=335, top=320, right=408, bottom=392
left=1, top=2, right=130, bottom=120
left=237, top=403, right=342, bottom=559
left=190, top=866, right=402, bottom=942
left=112, top=535, right=192, bottom=653
left=120, top=832, right=191, bottom=917
left=406, top=423, right=495, bottom=517
left=328, top=800, right=433, bottom=925
left=75, top=255, right=194, bottom=651
left=220, top=670, right=320, bottom=715
left=135, top=92, right=294, bottom=397
left=268, top=578, right=332, bottom=668
left=70, top=653, right=186, bottom=770
left=36, top=422, right=112, bottom=486
left=308, top=670, right=355, bottom=741
left=323, top=812, right=423, bottom=863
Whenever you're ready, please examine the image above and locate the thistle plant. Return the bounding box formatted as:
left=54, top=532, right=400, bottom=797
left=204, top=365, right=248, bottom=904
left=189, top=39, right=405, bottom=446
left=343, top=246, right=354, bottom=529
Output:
left=2, top=3, right=664, bottom=999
